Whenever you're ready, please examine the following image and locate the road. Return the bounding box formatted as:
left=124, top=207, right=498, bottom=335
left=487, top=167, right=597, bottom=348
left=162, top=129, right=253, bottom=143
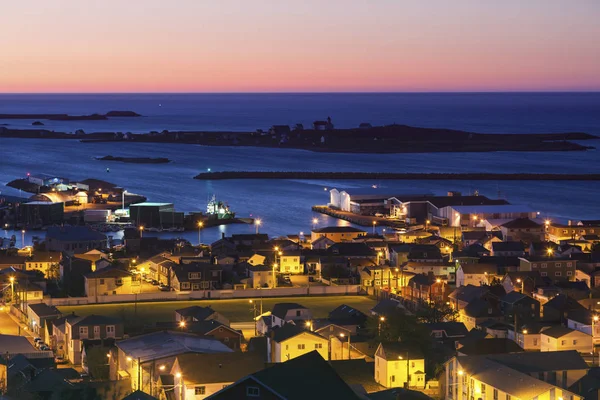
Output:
left=0, top=308, right=21, bottom=335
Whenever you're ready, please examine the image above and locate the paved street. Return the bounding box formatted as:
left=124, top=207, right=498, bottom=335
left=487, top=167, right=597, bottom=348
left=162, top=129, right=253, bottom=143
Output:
left=0, top=308, right=22, bottom=335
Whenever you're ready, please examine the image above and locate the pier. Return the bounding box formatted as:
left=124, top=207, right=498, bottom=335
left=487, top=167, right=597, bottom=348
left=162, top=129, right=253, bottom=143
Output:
left=312, top=205, right=406, bottom=229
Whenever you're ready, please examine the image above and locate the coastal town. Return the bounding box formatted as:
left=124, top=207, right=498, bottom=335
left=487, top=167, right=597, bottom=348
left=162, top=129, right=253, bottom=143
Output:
left=1, top=174, right=600, bottom=400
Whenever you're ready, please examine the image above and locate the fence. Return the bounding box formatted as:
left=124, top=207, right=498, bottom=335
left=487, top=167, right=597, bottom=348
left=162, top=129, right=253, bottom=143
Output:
left=44, top=285, right=362, bottom=306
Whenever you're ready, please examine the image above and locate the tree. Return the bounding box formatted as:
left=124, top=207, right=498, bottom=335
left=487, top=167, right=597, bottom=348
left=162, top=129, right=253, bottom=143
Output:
left=416, top=302, right=459, bottom=323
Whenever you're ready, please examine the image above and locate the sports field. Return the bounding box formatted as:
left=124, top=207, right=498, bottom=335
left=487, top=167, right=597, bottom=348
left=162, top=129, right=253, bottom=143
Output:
left=57, top=295, right=376, bottom=326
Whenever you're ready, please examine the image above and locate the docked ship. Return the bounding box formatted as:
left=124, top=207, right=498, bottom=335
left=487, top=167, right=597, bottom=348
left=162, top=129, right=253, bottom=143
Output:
left=206, top=195, right=235, bottom=220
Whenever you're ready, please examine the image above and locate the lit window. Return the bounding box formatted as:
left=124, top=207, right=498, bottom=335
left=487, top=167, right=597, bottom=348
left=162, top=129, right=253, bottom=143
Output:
left=195, top=386, right=206, bottom=395
left=298, top=344, right=305, bottom=350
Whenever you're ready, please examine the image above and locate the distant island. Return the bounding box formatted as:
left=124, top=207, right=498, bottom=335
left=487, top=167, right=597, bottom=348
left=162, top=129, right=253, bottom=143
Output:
left=1, top=120, right=597, bottom=154
left=194, top=171, right=600, bottom=181
left=0, top=110, right=140, bottom=121
left=96, top=155, right=171, bottom=164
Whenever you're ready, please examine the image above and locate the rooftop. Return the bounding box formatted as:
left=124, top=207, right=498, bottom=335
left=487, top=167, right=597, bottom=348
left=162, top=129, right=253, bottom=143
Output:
left=116, top=331, right=232, bottom=363
left=448, top=204, right=533, bottom=214
left=176, top=352, right=265, bottom=384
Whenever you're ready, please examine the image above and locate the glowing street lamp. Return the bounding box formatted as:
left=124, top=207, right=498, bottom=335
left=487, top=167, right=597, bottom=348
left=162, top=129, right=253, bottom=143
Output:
left=312, top=217, right=318, bottom=230
left=139, top=226, right=144, bottom=238
left=9, top=276, right=15, bottom=302
left=255, top=219, right=262, bottom=234
left=179, top=320, right=186, bottom=330
left=197, top=221, right=204, bottom=245
left=425, top=220, right=430, bottom=231
left=372, top=221, right=377, bottom=235
left=21, top=230, right=25, bottom=246
left=546, top=248, right=554, bottom=257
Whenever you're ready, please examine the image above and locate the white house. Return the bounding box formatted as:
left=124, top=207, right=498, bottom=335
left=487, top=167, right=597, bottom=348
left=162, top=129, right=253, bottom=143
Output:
left=540, top=326, right=592, bottom=353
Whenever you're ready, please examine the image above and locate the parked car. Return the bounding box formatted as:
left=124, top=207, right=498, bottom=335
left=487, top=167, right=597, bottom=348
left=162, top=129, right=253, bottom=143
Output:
left=151, top=280, right=160, bottom=286
left=33, top=338, right=43, bottom=348
left=159, top=285, right=171, bottom=292
left=39, top=344, right=51, bottom=351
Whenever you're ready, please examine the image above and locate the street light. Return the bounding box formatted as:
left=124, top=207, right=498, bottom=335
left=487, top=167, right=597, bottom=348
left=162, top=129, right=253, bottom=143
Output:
left=425, top=220, right=430, bottom=231
left=255, top=219, right=262, bottom=234
left=272, top=263, right=278, bottom=288
left=378, top=316, right=385, bottom=336
left=546, top=248, right=554, bottom=257
left=197, top=221, right=204, bottom=245
left=592, top=315, right=599, bottom=365
left=9, top=276, right=15, bottom=302
left=372, top=221, right=377, bottom=235
left=340, top=333, right=350, bottom=360
left=21, top=230, right=25, bottom=246
left=139, top=226, right=144, bottom=238
left=312, top=218, right=318, bottom=230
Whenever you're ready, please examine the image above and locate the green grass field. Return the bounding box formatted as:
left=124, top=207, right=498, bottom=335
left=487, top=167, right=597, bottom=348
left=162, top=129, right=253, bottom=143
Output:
left=57, top=296, right=376, bottom=326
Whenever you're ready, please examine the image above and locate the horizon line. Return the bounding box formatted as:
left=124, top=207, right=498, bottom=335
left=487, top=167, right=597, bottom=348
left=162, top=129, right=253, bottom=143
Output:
left=1, top=90, right=600, bottom=95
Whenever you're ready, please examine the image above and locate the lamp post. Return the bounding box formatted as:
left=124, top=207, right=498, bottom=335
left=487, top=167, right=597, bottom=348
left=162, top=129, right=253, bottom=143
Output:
left=179, top=320, right=186, bottom=331
left=197, top=221, right=203, bottom=245
left=592, top=315, right=599, bottom=365
left=175, top=372, right=183, bottom=400
left=21, top=230, right=25, bottom=247
left=398, top=353, right=410, bottom=388
left=372, top=221, right=377, bottom=235
left=272, top=263, right=277, bottom=288
left=255, top=219, right=261, bottom=234
left=312, top=218, right=318, bottom=230
left=425, top=220, right=430, bottom=232
left=378, top=316, right=385, bottom=337
left=139, top=226, right=144, bottom=238
left=546, top=248, right=554, bottom=257
left=122, top=190, right=127, bottom=213
left=9, top=276, right=15, bottom=303
left=340, top=332, right=351, bottom=360
left=250, top=300, right=258, bottom=336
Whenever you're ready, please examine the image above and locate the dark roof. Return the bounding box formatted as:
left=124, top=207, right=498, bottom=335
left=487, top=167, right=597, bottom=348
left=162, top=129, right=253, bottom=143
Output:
left=423, top=322, right=469, bottom=337
left=459, top=263, right=498, bottom=274
left=487, top=350, right=588, bottom=372
left=567, top=309, right=595, bottom=325
left=422, top=195, right=509, bottom=209
left=327, top=242, right=375, bottom=257
left=177, top=352, right=265, bottom=384
left=328, top=304, right=368, bottom=326
left=449, top=285, right=489, bottom=303
left=85, top=267, right=130, bottom=279
left=272, top=323, right=314, bottom=342
left=463, top=300, right=502, bottom=318
left=540, top=326, right=578, bottom=338
left=568, top=367, right=600, bottom=400
left=501, top=218, right=541, bottom=229
left=69, top=314, right=122, bottom=327
left=248, top=336, right=269, bottom=363
left=462, top=231, right=488, bottom=241
left=123, top=390, right=159, bottom=400
left=312, top=226, right=366, bottom=234
left=330, top=359, right=384, bottom=393
left=46, top=226, right=106, bottom=242
left=492, top=241, right=525, bottom=252
left=378, top=342, right=424, bottom=360
left=175, top=306, right=217, bottom=321
left=370, top=299, right=403, bottom=316
left=500, top=291, right=536, bottom=305
left=28, top=302, right=61, bottom=318
left=29, top=251, right=61, bottom=262
left=458, top=338, right=523, bottom=355
left=408, top=273, right=435, bottom=287
left=271, top=303, right=307, bottom=320
left=543, top=294, right=586, bottom=312
left=249, top=351, right=362, bottom=400
left=407, top=244, right=443, bottom=260
left=367, top=388, right=433, bottom=400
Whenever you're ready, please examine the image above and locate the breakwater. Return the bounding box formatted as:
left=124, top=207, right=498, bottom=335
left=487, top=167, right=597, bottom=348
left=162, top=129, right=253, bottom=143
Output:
left=194, top=171, right=600, bottom=181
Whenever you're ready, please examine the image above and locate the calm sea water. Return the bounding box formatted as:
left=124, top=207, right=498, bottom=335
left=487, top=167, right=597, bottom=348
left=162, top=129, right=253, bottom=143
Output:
left=1, top=93, right=599, bottom=246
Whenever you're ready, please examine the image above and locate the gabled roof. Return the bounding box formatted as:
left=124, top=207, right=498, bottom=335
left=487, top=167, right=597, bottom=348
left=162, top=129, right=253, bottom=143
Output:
left=68, top=314, right=122, bottom=327
left=175, top=306, right=217, bottom=321
left=463, top=300, right=501, bottom=318
left=501, top=218, right=542, bottom=229
left=543, top=294, right=586, bottom=312
left=448, top=284, right=489, bottom=303
left=459, top=263, right=498, bottom=275
left=492, top=241, right=525, bottom=252
left=247, top=351, right=362, bottom=400
left=123, top=390, right=158, bottom=400
left=500, top=291, right=535, bottom=305
left=377, top=342, right=424, bottom=360
left=423, top=322, right=468, bottom=338
left=85, top=267, right=130, bottom=279
left=272, top=323, right=322, bottom=343
left=458, top=338, right=523, bottom=355
left=328, top=304, right=368, bottom=325
left=487, top=350, right=588, bottom=372
left=271, top=303, right=307, bottom=320
left=327, top=242, right=375, bottom=257
left=177, top=352, right=264, bottom=384
left=28, top=303, right=61, bottom=318
left=540, top=326, right=579, bottom=338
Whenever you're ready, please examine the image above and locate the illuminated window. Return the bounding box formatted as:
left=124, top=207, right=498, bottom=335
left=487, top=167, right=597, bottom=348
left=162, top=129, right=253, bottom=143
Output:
left=195, top=386, right=206, bottom=395
left=298, top=344, right=305, bottom=350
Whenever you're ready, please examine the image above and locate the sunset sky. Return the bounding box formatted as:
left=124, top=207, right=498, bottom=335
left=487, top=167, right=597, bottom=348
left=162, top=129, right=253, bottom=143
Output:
left=1, top=0, right=599, bottom=93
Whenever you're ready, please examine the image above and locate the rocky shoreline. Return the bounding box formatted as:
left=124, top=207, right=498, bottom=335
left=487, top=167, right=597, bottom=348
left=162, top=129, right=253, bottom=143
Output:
left=194, top=171, right=600, bottom=181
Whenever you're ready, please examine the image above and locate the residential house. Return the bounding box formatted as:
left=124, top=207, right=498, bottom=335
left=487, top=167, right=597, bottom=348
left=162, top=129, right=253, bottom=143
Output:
left=540, top=326, right=592, bottom=353
left=507, top=322, right=555, bottom=351
left=499, top=291, right=540, bottom=325
left=406, top=274, right=449, bottom=306
left=310, top=226, right=366, bottom=243
left=462, top=299, right=503, bottom=331
left=205, top=351, right=362, bottom=400
left=136, top=253, right=176, bottom=283
left=247, top=264, right=274, bottom=288
left=311, top=235, right=335, bottom=250
left=374, top=342, right=426, bottom=389
left=269, top=323, right=330, bottom=362
left=444, top=351, right=588, bottom=400
left=278, top=251, right=302, bottom=274
left=402, top=261, right=456, bottom=283
left=45, top=226, right=107, bottom=254
left=547, top=222, right=600, bottom=242
left=270, top=303, right=312, bottom=328
left=27, top=303, right=61, bottom=335
left=175, top=306, right=230, bottom=326
left=448, top=284, right=491, bottom=311
left=566, top=309, right=600, bottom=346
left=110, top=331, right=233, bottom=395
left=529, top=241, right=560, bottom=257
left=327, top=242, right=376, bottom=259
left=65, top=315, right=124, bottom=364
left=500, top=218, right=545, bottom=243
left=0, top=254, right=27, bottom=270
left=502, top=271, right=544, bottom=295
left=543, top=294, right=587, bottom=323
left=491, top=241, right=525, bottom=257
left=423, top=322, right=469, bottom=345
left=520, top=257, right=578, bottom=282
left=191, top=320, right=243, bottom=350
left=456, top=338, right=523, bottom=356
left=456, top=263, right=498, bottom=287
left=171, top=263, right=223, bottom=291
left=45, top=314, right=79, bottom=359
left=327, top=304, right=368, bottom=334
left=84, top=267, right=134, bottom=297
left=25, top=251, right=61, bottom=278
left=168, top=352, right=265, bottom=400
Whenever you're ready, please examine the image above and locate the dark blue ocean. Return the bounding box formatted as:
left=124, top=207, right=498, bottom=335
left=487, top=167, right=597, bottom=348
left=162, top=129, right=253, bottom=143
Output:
left=1, top=93, right=600, bottom=246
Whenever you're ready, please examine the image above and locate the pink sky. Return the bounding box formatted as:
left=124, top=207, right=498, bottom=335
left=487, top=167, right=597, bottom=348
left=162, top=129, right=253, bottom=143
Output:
left=1, top=0, right=599, bottom=92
